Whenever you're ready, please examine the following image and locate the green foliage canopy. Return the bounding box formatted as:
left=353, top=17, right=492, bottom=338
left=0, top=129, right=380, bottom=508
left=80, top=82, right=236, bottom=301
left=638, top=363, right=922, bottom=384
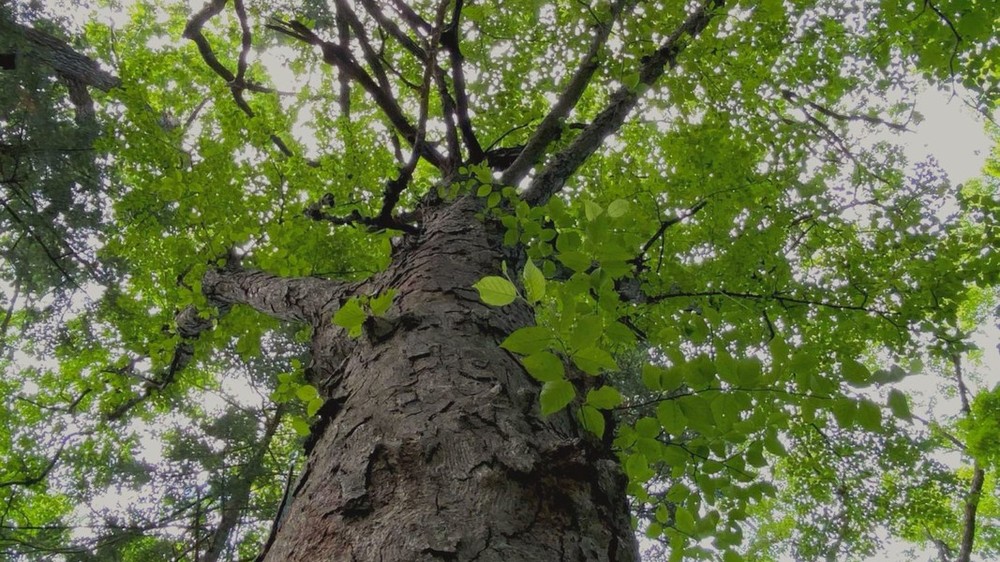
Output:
left=0, top=0, right=998, bottom=560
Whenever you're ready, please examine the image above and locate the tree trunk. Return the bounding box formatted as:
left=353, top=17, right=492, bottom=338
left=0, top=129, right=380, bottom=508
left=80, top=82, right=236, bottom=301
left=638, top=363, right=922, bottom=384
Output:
left=0, top=18, right=120, bottom=91
left=210, top=197, right=638, bottom=561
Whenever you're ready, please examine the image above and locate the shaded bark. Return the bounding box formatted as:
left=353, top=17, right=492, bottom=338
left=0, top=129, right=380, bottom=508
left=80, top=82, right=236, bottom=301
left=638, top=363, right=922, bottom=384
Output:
left=956, top=465, right=985, bottom=562
left=208, top=197, right=637, bottom=561
left=0, top=19, right=119, bottom=91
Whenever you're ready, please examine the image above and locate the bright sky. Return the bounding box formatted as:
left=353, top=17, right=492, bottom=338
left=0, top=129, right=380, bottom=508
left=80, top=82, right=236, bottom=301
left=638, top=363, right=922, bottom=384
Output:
left=906, top=87, right=992, bottom=184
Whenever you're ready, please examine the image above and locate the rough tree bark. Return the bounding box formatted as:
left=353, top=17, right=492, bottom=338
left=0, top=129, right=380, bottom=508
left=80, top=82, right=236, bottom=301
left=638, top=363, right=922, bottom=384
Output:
left=202, top=196, right=638, bottom=561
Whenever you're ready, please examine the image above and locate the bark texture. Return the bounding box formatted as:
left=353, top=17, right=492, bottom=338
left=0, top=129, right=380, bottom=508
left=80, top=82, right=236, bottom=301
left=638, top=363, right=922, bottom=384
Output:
left=248, top=197, right=638, bottom=561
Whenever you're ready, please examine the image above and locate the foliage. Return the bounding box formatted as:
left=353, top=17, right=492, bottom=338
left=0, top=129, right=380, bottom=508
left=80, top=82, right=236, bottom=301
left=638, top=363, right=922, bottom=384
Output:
left=1, top=0, right=998, bottom=560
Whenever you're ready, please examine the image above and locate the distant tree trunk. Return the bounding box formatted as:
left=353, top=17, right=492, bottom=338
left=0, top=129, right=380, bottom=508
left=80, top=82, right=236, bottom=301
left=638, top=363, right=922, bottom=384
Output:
left=0, top=16, right=119, bottom=126
left=0, top=18, right=119, bottom=91
left=203, top=405, right=285, bottom=562
left=204, top=197, right=638, bottom=561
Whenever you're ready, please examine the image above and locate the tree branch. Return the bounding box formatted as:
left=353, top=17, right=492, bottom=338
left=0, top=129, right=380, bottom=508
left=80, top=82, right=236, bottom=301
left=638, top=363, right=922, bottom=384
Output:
left=359, top=0, right=426, bottom=61
left=335, top=5, right=352, bottom=118
left=0, top=438, right=68, bottom=489
left=637, top=199, right=708, bottom=263
left=521, top=0, right=724, bottom=205
left=267, top=18, right=445, bottom=169
left=950, top=352, right=983, bottom=562
left=201, top=267, right=352, bottom=326
left=957, top=465, right=985, bottom=562
left=647, top=288, right=893, bottom=317
left=374, top=0, right=449, bottom=221
left=204, top=405, right=284, bottom=562
left=780, top=89, right=911, bottom=132
left=439, top=0, right=484, bottom=163
left=500, top=0, right=633, bottom=185
left=390, top=0, right=433, bottom=34
left=1, top=19, right=120, bottom=91
left=184, top=0, right=296, bottom=158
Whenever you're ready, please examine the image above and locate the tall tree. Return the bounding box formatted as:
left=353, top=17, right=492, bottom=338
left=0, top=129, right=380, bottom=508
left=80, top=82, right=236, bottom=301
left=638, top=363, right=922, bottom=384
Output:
left=0, top=5, right=119, bottom=295
left=2, top=0, right=999, bottom=560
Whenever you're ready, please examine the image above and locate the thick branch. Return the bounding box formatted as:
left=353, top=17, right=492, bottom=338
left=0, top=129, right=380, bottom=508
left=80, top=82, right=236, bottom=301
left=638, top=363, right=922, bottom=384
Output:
left=951, top=352, right=982, bottom=562
left=359, top=0, right=426, bottom=60
left=500, top=0, right=633, bottom=185
left=521, top=0, right=724, bottom=205
left=374, top=0, right=449, bottom=220
left=957, top=465, right=985, bottom=562
left=305, top=195, right=420, bottom=234
left=108, top=263, right=347, bottom=421
left=202, top=267, right=351, bottom=326
left=390, top=0, right=433, bottom=34
left=359, top=0, right=472, bottom=165
left=1, top=19, right=120, bottom=91
left=267, top=19, right=445, bottom=169
left=439, top=0, right=484, bottom=163
left=335, top=6, right=352, bottom=118
left=185, top=0, right=297, bottom=158
left=183, top=0, right=235, bottom=82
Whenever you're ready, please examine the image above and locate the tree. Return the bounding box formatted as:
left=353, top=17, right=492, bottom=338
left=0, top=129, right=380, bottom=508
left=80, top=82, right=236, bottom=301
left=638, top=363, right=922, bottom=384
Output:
left=2, top=0, right=999, bottom=560
left=0, top=3, right=118, bottom=308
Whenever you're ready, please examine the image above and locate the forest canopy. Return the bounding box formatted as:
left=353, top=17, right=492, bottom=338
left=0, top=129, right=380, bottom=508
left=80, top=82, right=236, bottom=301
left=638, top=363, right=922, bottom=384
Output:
left=0, top=0, right=998, bottom=560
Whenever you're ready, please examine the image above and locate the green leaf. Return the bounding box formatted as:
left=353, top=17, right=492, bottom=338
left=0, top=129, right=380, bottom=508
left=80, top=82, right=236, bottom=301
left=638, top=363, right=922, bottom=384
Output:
left=521, top=351, right=565, bottom=382
left=841, top=358, right=872, bottom=387
left=586, top=386, right=623, bottom=409
left=540, top=379, right=575, bottom=415
left=679, top=395, right=715, bottom=432
left=578, top=405, right=605, bottom=438
left=487, top=192, right=502, bottom=208
left=501, top=326, right=557, bottom=355
left=763, top=431, right=787, bottom=456
left=473, top=276, right=518, bottom=306
left=306, top=396, right=325, bottom=417
left=674, top=506, right=696, bottom=534
left=295, top=384, right=319, bottom=402
left=569, top=315, right=603, bottom=352
left=584, top=200, right=603, bottom=221
left=291, top=417, right=311, bottom=437
left=745, top=441, right=767, bottom=467
left=368, top=289, right=396, bottom=316
left=557, top=251, right=592, bottom=272
left=723, top=550, right=745, bottom=562
left=333, top=298, right=366, bottom=334
left=607, top=198, right=630, bottom=218
left=635, top=416, right=661, bottom=438
left=656, top=400, right=686, bottom=436
left=571, top=347, right=618, bottom=375
left=625, top=453, right=655, bottom=482
left=832, top=398, right=857, bottom=427
left=642, top=363, right=665, bottom=391
left=522, top=260, right=546, bottom=304
left=887, top=389, right=911, bottom=420
left=736, top=357, right=763, bottom=387
left=857, top=398, right=882, bottom=431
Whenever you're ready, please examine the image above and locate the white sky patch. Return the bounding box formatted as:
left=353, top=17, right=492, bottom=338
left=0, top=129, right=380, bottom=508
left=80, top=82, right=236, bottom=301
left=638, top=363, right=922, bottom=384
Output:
left=904, top=87, right=992, bottom=184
